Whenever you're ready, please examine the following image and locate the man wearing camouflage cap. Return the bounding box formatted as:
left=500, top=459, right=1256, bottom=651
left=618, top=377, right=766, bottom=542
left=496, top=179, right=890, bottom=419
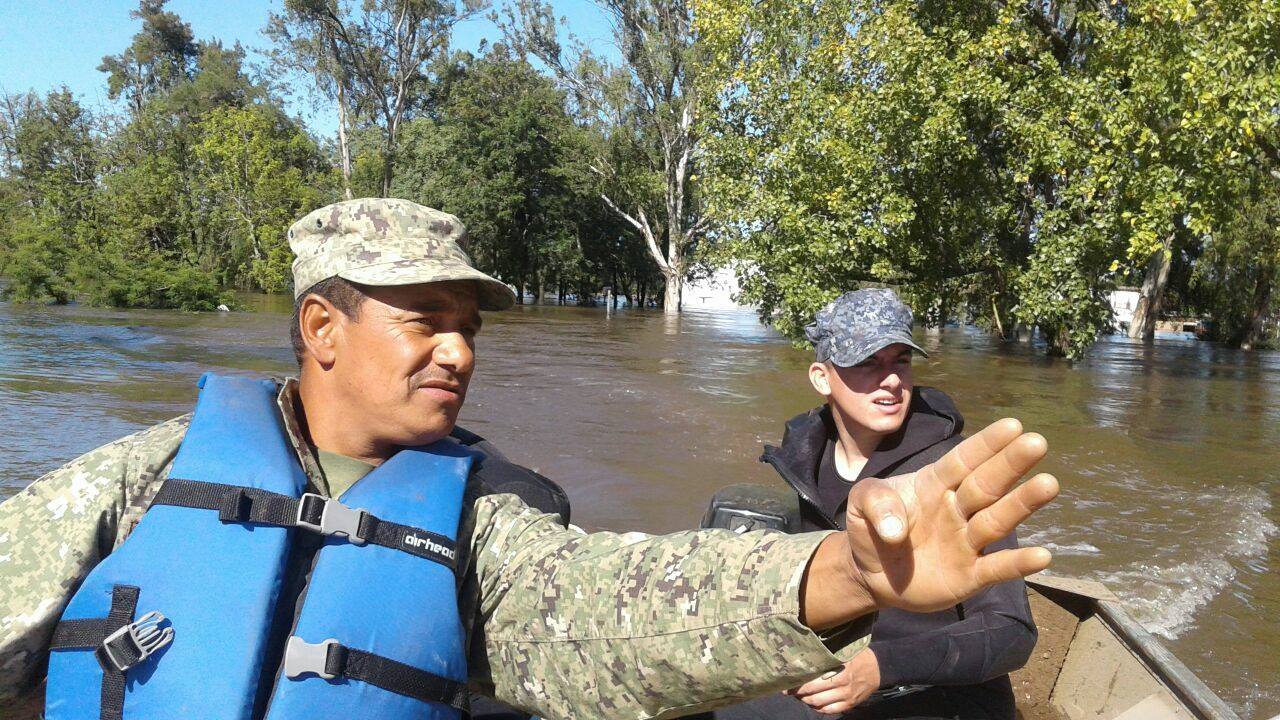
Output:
left=0, top=200, right=1059, bottom=720
left=709, top=289, right=1037, bottom=720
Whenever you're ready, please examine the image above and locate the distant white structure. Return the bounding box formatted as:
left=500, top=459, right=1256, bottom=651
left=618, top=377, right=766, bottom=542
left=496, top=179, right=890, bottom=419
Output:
left=682, top=267, right=751, bottom=311
left=1110, top=287, right=1140, bottom=332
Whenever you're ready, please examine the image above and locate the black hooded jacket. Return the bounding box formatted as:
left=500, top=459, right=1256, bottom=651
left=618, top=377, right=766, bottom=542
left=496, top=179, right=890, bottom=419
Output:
left=761, top=388, right=1037, bottom=691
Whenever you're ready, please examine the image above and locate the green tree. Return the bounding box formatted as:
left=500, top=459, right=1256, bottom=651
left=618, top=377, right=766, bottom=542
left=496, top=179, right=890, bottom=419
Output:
left=0, top=0, right=340, bottom=309
left=98, top=0, right=199, bottom=116
left=695, top=0, right=1047, bottom=344
left=394, top=48, right=602, bottom=302
left=193, top=105, right=332, bottom=293
left=504, top=0, right=706, bottom=314
left=0, top=89, right=100, bottom=304
left=1189, top=169, right=1280, bottom=349
left=695, top=0, right=1280, bottom=357
left=267, top=0, right=488, bottom=197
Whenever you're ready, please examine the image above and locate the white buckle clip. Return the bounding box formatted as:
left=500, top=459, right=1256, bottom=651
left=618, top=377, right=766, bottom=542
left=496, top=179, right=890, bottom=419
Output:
left=296, top=493, right=368, bottom=545
left=283, top=636, right=339, bottom=680
left=101, top=611, right=173, bottom=673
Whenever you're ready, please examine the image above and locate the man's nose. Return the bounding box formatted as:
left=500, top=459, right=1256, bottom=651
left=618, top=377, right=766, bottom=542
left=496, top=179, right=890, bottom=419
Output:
left=434, top=332, right=475, bottom=374
left=881, top=370, right=902, bottom=391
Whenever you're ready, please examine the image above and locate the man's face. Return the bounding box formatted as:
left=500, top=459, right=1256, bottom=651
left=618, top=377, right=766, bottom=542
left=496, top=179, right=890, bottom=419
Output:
left=812, top=344, right=914, bottom=437
left=333, top=280, right=482, bottom=448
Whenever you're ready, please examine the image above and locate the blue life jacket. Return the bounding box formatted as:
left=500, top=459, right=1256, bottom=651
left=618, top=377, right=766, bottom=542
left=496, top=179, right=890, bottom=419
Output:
left=45, top=373, right=472, bottom=720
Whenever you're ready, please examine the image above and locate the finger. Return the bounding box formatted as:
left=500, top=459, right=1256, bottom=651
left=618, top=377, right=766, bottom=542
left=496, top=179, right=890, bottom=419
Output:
left=975, top=546, right=1053, bottom=587
left=955, top=433, right=1048, bottom=517
left=849, top=479, right=911, bottom=543
left=967, top=473, right=1060, bottom=550
left=816, top=700, right=855, bottom=715
left=799, top=687, right=851, bottom=709
left=792, top=670, right=841, bottom=697
left=924, top=418, right=1023, bottom=490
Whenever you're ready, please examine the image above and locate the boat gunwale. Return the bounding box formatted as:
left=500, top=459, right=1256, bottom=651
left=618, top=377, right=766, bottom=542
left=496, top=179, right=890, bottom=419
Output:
left=1027, top=575, right=1242, bottom=720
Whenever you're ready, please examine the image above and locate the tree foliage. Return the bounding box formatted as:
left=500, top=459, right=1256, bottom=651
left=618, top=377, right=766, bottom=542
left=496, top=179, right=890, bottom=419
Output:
left=0, top=0, right=336, bottom=310
left=695, top=0, right=1280, bottom=356
left=267, top=0, right=488, bottom=197
left=503, top=0, right=705, bottom=313
left=395, top=47, right=660, bottom=303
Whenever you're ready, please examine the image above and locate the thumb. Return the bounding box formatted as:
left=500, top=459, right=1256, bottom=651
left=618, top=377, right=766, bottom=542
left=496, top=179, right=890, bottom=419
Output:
left=849, top=477, right=912, bottom=543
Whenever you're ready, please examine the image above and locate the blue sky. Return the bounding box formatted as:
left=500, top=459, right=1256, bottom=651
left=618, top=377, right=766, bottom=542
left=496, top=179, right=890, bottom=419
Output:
left=0, top=0, right=614, bottom=137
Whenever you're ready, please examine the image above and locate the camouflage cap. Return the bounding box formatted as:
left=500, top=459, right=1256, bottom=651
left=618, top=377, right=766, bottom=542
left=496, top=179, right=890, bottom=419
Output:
left=804, top=288, right=928, bottom=366
left=289, top=198, right=516, bottom=310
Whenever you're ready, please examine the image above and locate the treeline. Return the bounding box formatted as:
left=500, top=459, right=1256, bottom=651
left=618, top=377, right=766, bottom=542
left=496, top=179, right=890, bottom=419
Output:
left=696, top=0, right=1280, bottom=356
left=0, top=2, right=334, bottom=309
left=5, top=0, right=1279, bottom=357
left=0, top=0, right=667, bottom=311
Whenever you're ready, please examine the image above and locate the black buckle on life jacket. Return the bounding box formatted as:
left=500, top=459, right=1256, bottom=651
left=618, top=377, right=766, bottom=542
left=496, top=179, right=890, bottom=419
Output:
left=99, top=611, right=174, bottom=673
left=295, top=493, right=369, bottom=545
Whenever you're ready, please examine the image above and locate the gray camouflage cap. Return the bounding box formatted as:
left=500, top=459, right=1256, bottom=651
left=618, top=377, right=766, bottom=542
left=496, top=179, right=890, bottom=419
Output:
left=289, top=198, right=516, bottom=310
left=804, top=288, right=928, bottom=366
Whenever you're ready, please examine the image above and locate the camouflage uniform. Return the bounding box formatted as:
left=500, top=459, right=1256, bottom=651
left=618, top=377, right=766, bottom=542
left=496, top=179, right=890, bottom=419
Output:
left=0, top=200, right=872, bottom=720
left=289, top=198, right=516, bottom=310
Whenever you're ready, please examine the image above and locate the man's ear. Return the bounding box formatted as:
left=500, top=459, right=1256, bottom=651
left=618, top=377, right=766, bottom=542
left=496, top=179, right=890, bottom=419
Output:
left=809, top=362, right=833, bottom=397
left=299, top=294, right=342, bottom=367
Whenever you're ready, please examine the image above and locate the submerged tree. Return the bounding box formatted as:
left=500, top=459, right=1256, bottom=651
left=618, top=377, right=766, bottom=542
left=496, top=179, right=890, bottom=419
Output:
left=0, top=0, right=337, bottom=309
left=267, top=0, right=487, bottom=198
left=193, top=105, right=331, bottom=292
left=0, top=89, right=99, bottom=304
left=1190, top=169, right=1280, bottom=349
left=394, top=47, right=649, bottom=304
left=695, top=0, right=1280, bottom=357
left=394, top=48, right=583, bottom=298
left=504, top=0, right=705, bottom=314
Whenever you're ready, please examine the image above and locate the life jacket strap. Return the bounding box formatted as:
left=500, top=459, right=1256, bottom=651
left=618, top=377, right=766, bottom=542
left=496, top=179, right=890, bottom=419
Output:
left=283, top=637, right=471, bottom=713
left=153, top=479, right=460, bottom=570
left=49, top=585, right=173, bottom=720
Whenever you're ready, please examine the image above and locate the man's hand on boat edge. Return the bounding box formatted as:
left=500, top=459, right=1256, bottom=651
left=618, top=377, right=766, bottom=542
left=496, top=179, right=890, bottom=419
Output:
left=801, top=417, right=1059, bottom=629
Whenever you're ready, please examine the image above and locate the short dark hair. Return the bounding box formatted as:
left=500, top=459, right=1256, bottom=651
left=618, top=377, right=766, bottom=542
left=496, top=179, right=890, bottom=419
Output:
left=290, top=276, right=368, bottom=364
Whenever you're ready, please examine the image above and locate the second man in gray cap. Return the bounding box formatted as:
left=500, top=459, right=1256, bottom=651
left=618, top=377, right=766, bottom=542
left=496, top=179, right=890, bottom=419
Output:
left=708, top=289, right=1037, bottom=720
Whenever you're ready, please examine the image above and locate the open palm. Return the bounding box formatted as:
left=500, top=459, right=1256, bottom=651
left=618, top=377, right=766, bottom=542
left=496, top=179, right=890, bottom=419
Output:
left=844, top=418, right=1059, bottom=613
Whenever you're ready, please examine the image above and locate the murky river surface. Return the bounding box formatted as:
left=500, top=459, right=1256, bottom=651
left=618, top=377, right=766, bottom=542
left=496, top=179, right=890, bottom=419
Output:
left=1, top=298, right=1276, bottom=717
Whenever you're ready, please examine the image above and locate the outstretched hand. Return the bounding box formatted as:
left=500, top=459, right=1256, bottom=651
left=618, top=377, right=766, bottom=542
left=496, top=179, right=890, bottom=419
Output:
left=844, top=418, right=1058, bottom=613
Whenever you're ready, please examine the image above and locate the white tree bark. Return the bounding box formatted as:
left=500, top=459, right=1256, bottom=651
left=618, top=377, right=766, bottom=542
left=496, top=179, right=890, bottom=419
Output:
left=1128, top=234, right=1174, bottom=341
left=335, top=81, right=354, bottom=200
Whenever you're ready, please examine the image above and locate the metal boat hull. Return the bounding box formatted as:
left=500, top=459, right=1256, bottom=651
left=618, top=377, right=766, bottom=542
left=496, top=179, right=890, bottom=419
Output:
left=1013, top=575, right=1239, bottom=720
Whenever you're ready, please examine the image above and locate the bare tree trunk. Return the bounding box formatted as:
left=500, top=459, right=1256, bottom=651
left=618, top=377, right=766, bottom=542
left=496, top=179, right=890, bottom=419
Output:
left=325, top=31, right=355, bottom=200
left=662, top=272, right=680, bottom=314
left=1129, top=233, right=1174, bottom=341
left=381, top=136, right=396, bottom=198
left=335, top=83, right=354, bottom=200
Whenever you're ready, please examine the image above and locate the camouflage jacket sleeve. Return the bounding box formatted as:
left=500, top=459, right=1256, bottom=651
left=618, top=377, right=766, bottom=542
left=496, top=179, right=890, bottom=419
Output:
left=0, top=417, right=188, bottom=701
left=467, top=493, right=872, bottom=720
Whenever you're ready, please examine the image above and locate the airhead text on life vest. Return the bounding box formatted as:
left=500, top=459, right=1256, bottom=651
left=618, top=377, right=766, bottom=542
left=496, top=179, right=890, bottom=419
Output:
left=405, top=532, right=457, bottom=561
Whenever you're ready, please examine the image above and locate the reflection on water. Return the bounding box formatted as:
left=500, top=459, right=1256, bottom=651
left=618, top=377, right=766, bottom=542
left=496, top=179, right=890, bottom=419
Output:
left=1, top=299, right=1276, bottom=717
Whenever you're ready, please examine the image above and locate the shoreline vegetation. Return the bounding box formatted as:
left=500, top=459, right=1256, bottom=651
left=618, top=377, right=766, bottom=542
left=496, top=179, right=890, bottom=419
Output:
left=2, top=0, right=1278, bottom=357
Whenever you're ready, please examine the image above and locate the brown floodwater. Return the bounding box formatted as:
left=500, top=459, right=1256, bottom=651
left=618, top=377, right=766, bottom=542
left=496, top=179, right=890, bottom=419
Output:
left=1, top=298, right=1276, bottom=717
